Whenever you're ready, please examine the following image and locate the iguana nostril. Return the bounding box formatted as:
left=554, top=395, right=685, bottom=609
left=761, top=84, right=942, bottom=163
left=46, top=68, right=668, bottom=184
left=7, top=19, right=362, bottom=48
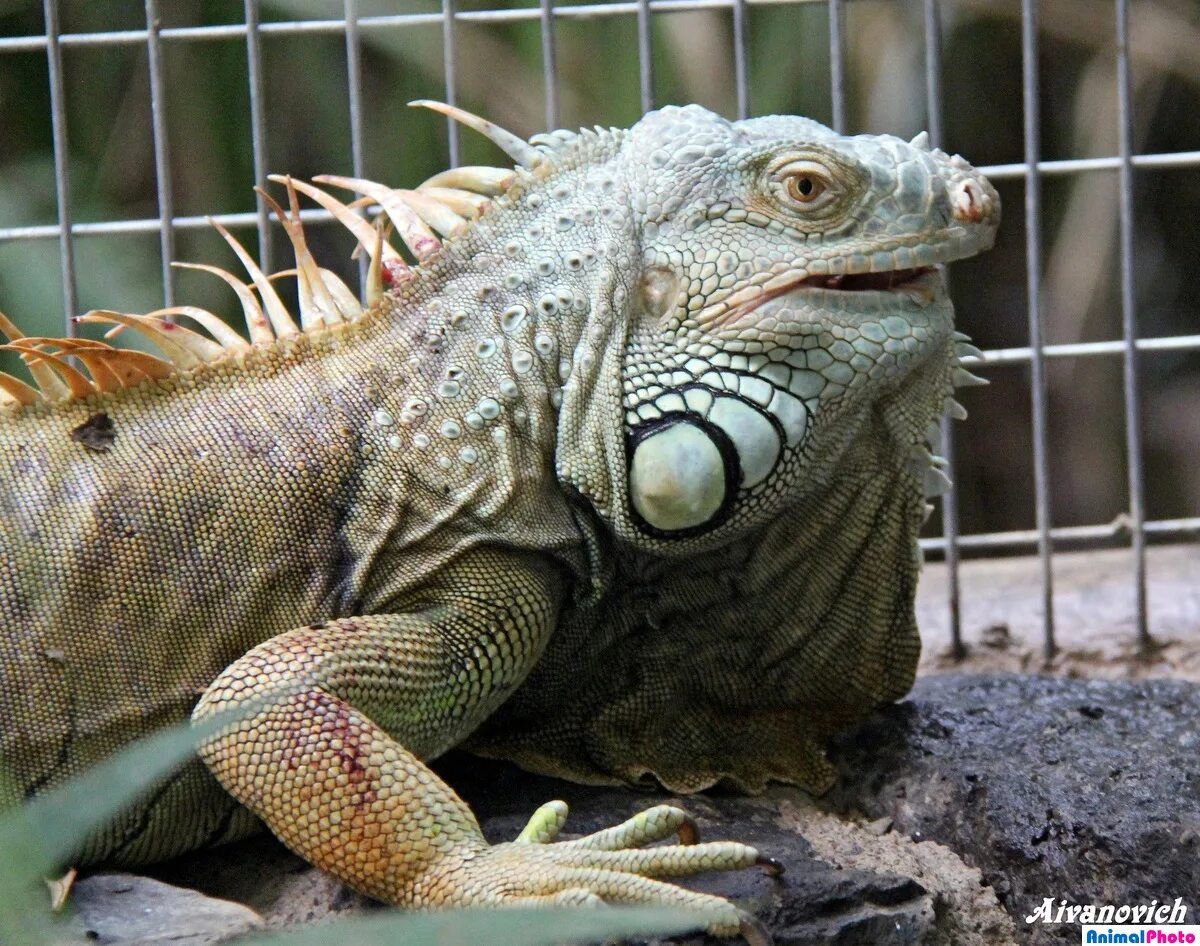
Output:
left=951, top=178, right=987, bottom=223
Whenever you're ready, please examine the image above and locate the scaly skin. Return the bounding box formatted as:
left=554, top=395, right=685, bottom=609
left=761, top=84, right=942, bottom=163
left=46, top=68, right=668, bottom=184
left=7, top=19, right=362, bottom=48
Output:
left=0, top=105, right=998, bottom=937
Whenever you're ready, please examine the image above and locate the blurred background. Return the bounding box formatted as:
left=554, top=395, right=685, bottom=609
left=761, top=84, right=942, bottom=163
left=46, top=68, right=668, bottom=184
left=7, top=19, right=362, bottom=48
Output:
left=0, top=0, right=1197, bottom=555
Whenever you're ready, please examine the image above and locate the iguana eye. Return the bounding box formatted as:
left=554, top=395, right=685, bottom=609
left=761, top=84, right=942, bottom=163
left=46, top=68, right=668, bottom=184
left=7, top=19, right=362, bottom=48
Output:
left=787, top=173, right=824, bottom=203
left=780, top=161, right=836, bottom=210
left=756, top=152, right=859, bottom=227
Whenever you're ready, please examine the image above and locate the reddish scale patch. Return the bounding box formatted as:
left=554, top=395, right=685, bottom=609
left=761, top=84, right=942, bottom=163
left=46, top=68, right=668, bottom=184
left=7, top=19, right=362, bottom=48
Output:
left=357, top=787, right=379, bottom=811
left=382, top=260, right=411, bottom=287
left=331, top=706, right=369, bottom=780
left=323, top=702, right=381, bottom=818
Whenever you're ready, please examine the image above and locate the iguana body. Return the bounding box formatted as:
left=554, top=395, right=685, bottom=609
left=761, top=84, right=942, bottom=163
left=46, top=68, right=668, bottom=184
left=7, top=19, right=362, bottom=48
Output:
left=0, top=104, right=997, bottom=937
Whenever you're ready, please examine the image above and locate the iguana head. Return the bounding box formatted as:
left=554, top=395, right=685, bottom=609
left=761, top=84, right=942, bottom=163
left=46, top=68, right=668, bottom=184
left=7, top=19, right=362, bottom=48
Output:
left=553, top=105, right=999, bottom=550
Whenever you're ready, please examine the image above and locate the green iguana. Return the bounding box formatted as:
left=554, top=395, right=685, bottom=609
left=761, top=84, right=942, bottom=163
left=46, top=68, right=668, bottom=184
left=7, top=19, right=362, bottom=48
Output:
left=0, top=101, right=998, bottom=941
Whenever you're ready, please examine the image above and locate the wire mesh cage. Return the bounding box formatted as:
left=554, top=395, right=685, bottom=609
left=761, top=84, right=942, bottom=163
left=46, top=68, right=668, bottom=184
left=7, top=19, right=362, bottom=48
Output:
left=0, top=0, right=1197, bottom=667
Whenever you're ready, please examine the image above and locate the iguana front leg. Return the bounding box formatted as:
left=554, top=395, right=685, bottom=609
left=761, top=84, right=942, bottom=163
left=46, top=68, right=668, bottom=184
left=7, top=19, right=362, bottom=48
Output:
left=193, top=547, right=767, bottom=939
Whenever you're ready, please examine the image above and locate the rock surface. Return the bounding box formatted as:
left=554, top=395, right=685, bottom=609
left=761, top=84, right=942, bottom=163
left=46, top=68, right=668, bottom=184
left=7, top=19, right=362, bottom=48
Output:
left=828, top=673, right=1200, bottom=946
left=54, top=874, right=262, bottom=945
left=52, top=673, right=1200, bottom=946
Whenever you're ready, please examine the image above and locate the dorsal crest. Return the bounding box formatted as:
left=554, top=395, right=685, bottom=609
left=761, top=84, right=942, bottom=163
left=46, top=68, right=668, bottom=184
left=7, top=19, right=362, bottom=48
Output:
left=0, top=102, right=548, bottom=413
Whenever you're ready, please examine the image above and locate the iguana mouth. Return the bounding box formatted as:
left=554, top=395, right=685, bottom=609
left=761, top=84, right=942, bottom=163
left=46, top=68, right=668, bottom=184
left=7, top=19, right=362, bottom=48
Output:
left=800, top=266, right=934, bottom=292
left=718, top=266, right=940, bottom=326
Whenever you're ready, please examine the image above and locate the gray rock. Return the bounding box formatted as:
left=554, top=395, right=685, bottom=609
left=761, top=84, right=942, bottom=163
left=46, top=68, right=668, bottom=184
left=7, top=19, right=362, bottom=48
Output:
left=828, top=673, right=1200, bottom=945
left=153, top=834, right=376, bottom=930
left=56, top=873, right=262, bottom=945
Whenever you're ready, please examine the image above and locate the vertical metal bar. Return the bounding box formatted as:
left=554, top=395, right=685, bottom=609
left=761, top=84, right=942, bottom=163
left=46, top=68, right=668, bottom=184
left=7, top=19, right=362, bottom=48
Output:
left=636, top=0, right=654, bottom=113
left=732, top=0, right=749, bottom=120
left=244, top=0, right=272, bottom=273
left=1115, top=0, right=1150, bottom=654
left=1021, top=0, right=1056, bottom=662
left=923, top=0, right=965, bottom=660
left=145, top=0, right=175, bottom=308
left=344, top=0, right=366, bottom=182
left=540, top=0, right=559, bottom=129
left=938, top=417, right=965, bottom=659
left=922, top=0, right=943, bottom=147
left=344, top=0, right=369, bottom=296
left=43, top=0, right=78, bottom=333
left=828, top=0, right=846, bottom=132
left=442, top=0, right=460, bottom=167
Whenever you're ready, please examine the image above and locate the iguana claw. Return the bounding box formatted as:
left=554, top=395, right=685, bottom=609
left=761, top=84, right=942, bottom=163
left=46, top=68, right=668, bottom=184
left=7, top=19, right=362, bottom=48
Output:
left=739, top=911, right=774, bottom=946
left=676, top=813, right=700, bottom=846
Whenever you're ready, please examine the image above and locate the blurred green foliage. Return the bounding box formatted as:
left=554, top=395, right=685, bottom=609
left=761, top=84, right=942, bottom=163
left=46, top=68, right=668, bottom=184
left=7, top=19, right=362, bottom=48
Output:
left=0, top=0, right=1198, bottom=537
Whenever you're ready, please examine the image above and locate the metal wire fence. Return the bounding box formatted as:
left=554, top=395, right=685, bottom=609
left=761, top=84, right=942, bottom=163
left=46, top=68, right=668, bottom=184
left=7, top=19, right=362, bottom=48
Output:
left=0, top=0, right=1198, bottom=662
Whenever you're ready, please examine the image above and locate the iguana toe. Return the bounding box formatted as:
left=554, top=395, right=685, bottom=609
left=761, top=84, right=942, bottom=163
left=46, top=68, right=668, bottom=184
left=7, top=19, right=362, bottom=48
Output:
left=549, top=802, right=702, bottom=850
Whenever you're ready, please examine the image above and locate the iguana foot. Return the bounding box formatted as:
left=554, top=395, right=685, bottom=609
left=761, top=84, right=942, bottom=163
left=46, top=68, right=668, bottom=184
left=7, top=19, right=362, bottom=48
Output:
left=421, top=800, right=777, bottom=941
